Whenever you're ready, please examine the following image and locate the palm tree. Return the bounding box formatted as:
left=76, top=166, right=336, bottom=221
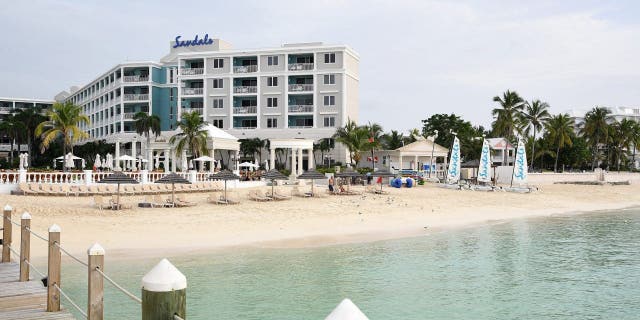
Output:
left=492, top=90, right=524, bottom=164
left=333, top=118, right=360, bottom=165
left=580, top=107, right=612, bottom=170
left=133, top=112, right=161, bottom=165
left=363, top=122, right=383, bottom=169
left=14, top=106, right=46, bottom=165
left=35, top=101, right=89, bottom=172
left=609, top=119, right=636, bottom=171
left=520, top=100, right=551, bottom=170
left=382, top=130, right=405, bottom=150
left=630, top=122, right=640, bottom=170
left=546, top=114, right=574, bottom=172
left=169, top=111, right=209, bottom=160
left=0, top=114, right=25, bottom=167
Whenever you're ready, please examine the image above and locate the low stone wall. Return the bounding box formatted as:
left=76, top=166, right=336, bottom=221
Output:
left=528, top=172, right=640, bottom=185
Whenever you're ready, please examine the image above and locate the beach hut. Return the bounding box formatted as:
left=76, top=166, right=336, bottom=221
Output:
left=209, top=170, right=240, bottom=201
left=297, top=169, right=326, bottom=196
left=263, top=169, right=288, bottom=196
left=371, top=170, right=396, bottom=193
left=154, top=173, right=191, bottom=205
left=97, top=171, right=138, bottom=209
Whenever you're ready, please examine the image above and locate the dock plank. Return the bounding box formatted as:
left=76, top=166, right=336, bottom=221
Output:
left=0, top=262, right=76, bottom=320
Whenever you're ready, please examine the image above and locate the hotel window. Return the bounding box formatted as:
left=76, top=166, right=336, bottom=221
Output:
left=267, top=97, right=278, bottom=107
left=212, top=99, right=224, bottom=109
left=267, top=77, right=278, bottom=87
left=212, top=79, right=224, bottom=89
left=213, top=119, right=224, bottom=128
left=213, top=58, right=224, bottom=69
left=323, top=95, right=336, bottom=106
left=323, top=74, right=336, bottom=85
left=324, top=53, right=336, bottom=64
left=267, top=56, right=279, bottom=66
left=267, top=118, right=278, bottom=128
left=323, top=117, right=335, bottom=127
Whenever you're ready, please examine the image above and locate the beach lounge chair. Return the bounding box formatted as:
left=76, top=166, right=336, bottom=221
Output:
left=249, top=190, right=272, bottom=202
left=268, top=189, right=291, bottom=201
left=207, top=192, right=221, bottom=204
left=57, top=184, right=72, bottom=196
left=291, top=186, right=312, bottom=198
left=141, top=185, right=155, bottom=195
left=93, top=196, right=110, bottom=210
left=175, top=195, right=197, bottom=207
left=20, top=183, right=36, bottom=195
left=152, top=195, right=172, bottom=208
left=221, top=192, right=240, bottom=205
left=88, top=185, right=101, bottom=195
left=46, top=184, right=62, bottom=196
left=76, top=185, right=90, bottom=196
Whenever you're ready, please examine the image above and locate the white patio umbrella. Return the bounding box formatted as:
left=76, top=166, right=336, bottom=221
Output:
left=118, top=155, right=136, bottom=171
left=65, top=153, right=75, bottom=168
left=181, top=156, right=188, bottom=172
left=216, top=159, right=222, bottom=170
left=81, top=158, right=86, bottom=169
left=106, top=153, right=113, bottom=170
left=154, top=154, right=161, bottom=169
left=254, top=159, right=259, bottom=170
left=95, top=154, right=102, bottom=168
left=193, top=155, right=214, bottom=172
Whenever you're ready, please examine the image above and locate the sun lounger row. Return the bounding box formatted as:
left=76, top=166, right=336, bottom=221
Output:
left=20, top=182, right=224, bottom=196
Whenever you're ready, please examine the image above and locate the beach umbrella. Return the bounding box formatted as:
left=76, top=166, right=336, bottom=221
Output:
left=297, top=169, right=326, bottom=195
left=209, top=170, right=240, bottom=201
left=371, top=169, right=396, bottom=193
left=97, top=171, right=139, bottom=209
left=263, top=169, right=288, bottom=196
left=155, top=173, right=191, bottom=205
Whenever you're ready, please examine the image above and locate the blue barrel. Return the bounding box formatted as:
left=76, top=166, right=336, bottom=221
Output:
left=406, top=178, right=414, bottom=188
left=391, top=178, right=402, bottom=188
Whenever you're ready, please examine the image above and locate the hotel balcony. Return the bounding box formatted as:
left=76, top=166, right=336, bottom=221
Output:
left=233, top=65, right=258, bottom=73
left=182, top=87, right=204, bottom=96
left=288, top=115, right=313, bottom=128
left=288, top=63, right=314, bottom=71
left=233, top=86, right=257, bottom=94
left=233, top=106, right=257, bottom=114
left=288, top=105, right=314, bottom=113
left=183, top=108, right=203, bottom=115
left=288, top=84, right=313, bottom=92
left=0, top=107, right=13, bottom=113
left=233, top=116, right=257, bottom=129
left=123, top=75, right=149, bottom=83
left=180, top=68, right=204, bottom=76
left=122, top=112, right=136, bottom=120
left=123, top=94, right=149, bottom=101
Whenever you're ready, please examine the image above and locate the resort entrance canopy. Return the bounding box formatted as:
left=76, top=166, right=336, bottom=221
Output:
left=374, top=137, right=448, bottom=171
left=269, top=139, right=314, bottom=179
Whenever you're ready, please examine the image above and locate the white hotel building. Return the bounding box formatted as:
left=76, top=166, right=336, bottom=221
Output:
left=52, top=36, right=360, bottom=171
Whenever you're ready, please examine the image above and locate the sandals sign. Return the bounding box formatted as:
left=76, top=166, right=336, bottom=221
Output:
left=173, top=34, right=214, bottom=48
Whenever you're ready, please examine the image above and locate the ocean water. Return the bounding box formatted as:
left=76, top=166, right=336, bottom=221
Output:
left=57, top=209, right=640, bottom=319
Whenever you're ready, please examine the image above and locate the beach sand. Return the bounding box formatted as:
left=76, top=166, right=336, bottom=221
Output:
left=2, top=184, right=639, bottom=261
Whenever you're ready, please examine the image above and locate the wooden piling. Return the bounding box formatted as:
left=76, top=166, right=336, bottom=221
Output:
left=47, top=224, right=61, bottom=312
left=87, top=243, right=105, bottom=320
left=141, top=259, right=187, bottom=320
left=2, top=205, right=12, bottom=263
left=19, top=212, right=31, bottom=281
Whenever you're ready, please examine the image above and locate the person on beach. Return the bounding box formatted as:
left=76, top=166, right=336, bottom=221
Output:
left=328, top=176, right=335, bottom=192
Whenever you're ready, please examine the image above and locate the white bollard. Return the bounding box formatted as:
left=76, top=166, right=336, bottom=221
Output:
left=141, top=259, right=187, bottom=319
left=325, top=299, right=370, bottom=320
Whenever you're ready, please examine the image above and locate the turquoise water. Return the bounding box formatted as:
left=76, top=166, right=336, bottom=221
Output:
left=57, top=209, right=640, bottom=319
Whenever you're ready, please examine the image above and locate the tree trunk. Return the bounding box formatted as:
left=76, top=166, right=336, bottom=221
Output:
left=554, top=146, right=560, bottom=173
left=530, top=128, right=536, bottom=171
left=9, top=139, right=14, bottom=168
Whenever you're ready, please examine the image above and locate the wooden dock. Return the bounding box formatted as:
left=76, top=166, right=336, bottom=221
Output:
left=0, top=262, right=75, bottom=320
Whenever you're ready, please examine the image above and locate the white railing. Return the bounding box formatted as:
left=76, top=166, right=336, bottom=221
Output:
left=0, top=107, right=13, bottom=113
left=123, top=75, right=148, bottom=82
left=183, top=108, right=203, bottom=115
left=233, top=86, right=257, bottom=94
left=123, top=94, right=149, bottom=101
left=182, top=88, right=204, bottom=95
left=123, top=112, right=136, bottom=120
left=233, top=65, right=258, bottom=73
left=233, top=126, right=257, bottom=129
left=180, top=68, right=204, bottom=76
left=288, top=125, right=313, bottom=129
left=288, top=63, right=314, bottom=71
left=233, top=106, right=257, bottom=114
left=288, top=105, right=314, bottom=113
left=288, top=84, right=313, bottom=92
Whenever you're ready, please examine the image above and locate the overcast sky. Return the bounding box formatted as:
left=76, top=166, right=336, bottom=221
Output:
left=1, top=0, right=639, bottom=132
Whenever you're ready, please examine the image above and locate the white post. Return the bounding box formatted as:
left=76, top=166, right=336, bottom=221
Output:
left=307, top=148, right=314, bottom=170
left=235, top=150, right=240, bottom=173
left=87, top=243, right=105, bottom=320
left=188, top=170, right=197, bottom=183
left=115, top=141, right=121, bottom=170
left=414, top=155, right=418, bottom=170
left=141, top=170, right=149, bottom=184
left=209, top=149, right=215, bottom=173
left=18, top=169, right=27, bottom=183
left=290, top=149, right=297, bottom=178
left=399, top=154, right=403, bottom=171
left=147, top=147, right=153, bottom=171
left=84, top=170, right=93, bottom=185
left=270, top=148, right=275, bottom=171
left=297, top=148, right=303, bottom=174
left=131, top=142, right=137, bottom=170
left=141, top=259, right=187, bottom=320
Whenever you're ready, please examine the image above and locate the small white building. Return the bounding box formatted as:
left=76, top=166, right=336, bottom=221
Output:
left=486, top=138, right=515, bottom=166
left=367, top=138, right=448, bottom=174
